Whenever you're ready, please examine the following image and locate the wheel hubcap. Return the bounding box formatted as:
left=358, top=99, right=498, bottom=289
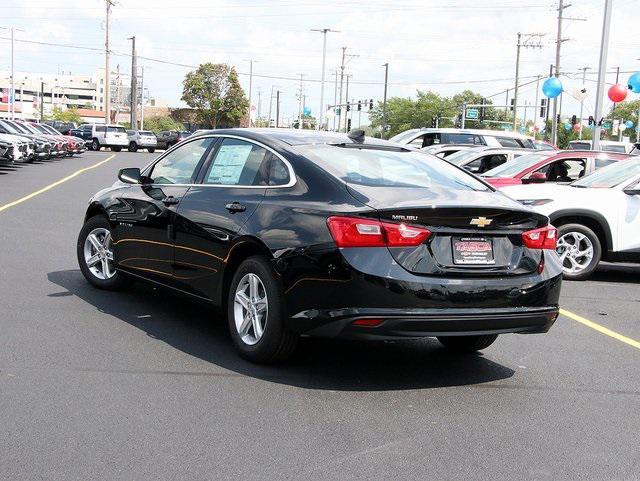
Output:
left=84, top=227, right=115, bottom=280
left=556, top=231, right=594, bottom=274
left=233, top=273, right=268, bottom=345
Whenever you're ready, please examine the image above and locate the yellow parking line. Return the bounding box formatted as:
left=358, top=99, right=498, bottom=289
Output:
left=560, top=308, right=640, bottom=351
left=0, top=154, right=116, bottom=213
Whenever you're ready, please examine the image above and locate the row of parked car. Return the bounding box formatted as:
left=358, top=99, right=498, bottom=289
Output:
left=390, top=127, right=640, bottom=280
left=0, top=119, right=86, bottom=162
left=68, top=124, right=193, bottom=153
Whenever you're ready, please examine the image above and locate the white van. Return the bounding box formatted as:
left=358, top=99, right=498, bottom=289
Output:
left=389, top=128, right=535, bottom=149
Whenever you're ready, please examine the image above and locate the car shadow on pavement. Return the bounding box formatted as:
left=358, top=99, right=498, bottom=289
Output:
left=589, top=263, right=640, bottom=284
left=47, top=269, right=515, bottom=391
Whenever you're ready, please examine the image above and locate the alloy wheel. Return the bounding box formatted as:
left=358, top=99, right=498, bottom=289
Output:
left=556, top=231, right=594, bottom=275
left=233, top=273, right=268, bottom=345
left=83, top=227, right=115, bottom=280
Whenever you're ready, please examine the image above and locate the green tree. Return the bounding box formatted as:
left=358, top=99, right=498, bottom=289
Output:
left=143, top=116, right=185, bottom=133
left=181, top=63, right=248, bottom=128
left=608, top=99, right=640, bottom=139
left=50, top=107, right=81, bottom=124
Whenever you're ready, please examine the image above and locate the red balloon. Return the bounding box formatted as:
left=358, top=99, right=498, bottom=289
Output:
left=608, top=84, right=628, bottom=102
left=573, top=123, right=581, bottom=132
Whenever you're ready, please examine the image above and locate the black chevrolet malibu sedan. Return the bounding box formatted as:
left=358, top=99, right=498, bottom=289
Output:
left=77, top=129, right=562, bottom=362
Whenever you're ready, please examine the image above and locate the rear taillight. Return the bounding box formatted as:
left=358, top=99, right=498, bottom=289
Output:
left=522, top=225, right=557, bottom=250
left=327, top=216, right=431, bottom=248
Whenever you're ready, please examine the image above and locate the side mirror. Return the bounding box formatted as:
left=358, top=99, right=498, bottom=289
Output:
left=523, top=171, right=547, bottom=184
left=118, top=167, right=141, bottom=184
left=623, top=188, right=640, bottom=196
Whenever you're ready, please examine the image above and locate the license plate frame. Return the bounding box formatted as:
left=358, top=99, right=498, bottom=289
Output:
left=452, top=237, right=495, bottom=265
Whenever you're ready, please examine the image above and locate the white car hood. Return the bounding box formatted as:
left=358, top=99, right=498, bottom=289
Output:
left=501, top=183, right=574, bottom=201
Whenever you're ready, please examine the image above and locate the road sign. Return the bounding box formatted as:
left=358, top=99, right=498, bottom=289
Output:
left=466, top=108, right=479, bottom=120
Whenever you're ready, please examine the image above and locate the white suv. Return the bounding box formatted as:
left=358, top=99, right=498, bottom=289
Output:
left=85, top=124, right=129, bottom=152
left=126, top=130, right=157, bottom=153
left=390, top=128, right=535, bottom=149
left=502, top=158, right=640, bottom=280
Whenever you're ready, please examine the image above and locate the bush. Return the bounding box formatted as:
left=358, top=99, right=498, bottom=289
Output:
left=142, top=116, right=185, bottom=133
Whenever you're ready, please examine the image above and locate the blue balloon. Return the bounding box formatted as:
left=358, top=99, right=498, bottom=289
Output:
left=303, top=106, right=311, bottom=116
left=564, top=123, right=572, bottom=131
left=628, top=72, right=640, bottom=94
left=542, top=77, right=563, bottom=98
left=625, top=120, right=634, bottom=129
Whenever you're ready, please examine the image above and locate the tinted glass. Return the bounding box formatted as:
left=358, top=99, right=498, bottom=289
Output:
left=267, top=156, right=290, bottom=186
left=300, top=145, right=489, bottom=191
left=203, top=138, right=270, bottom=186
left=538, top=159, right=585, bottom=182
left=149, top=137, right=213, bottom=184
left=96, top=126, right=106, bottom=132
left=139, top=131, right=154, bottom=136
left=603, top=145, right=626, bottom=153
left=107, top=126, right=125, bottom=133
left=481, top=152, right=553, bottom=177
left=572, top=158, right=640, bottom=188
left=496, top=137, right=521, bottom=148
left=568, top=141, right=590, bottom=150
left=447, top=133, right=476, bottom=144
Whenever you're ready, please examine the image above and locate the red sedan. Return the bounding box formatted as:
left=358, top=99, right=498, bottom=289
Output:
left=481, top=150, right=632, bottom=188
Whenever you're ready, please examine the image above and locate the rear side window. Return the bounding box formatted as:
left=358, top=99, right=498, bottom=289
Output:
left=267, top=156, right=290, bottom=186
left=203, top=138, right=270, bottom=186
left=495, top=137, right=521, bottom=148
left=107, top=126, right=125, bottom=133
left=95, top=126, right=106, bottom=133
left=446, top=133, right=480, bottom=145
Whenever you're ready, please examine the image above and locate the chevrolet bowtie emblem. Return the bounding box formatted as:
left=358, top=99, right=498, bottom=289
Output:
left=470, top=216, right=492, bottom=227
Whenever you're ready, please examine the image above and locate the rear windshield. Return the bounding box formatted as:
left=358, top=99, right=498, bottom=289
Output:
left=107, top=126, right=126, bottom=133
left=482, top=152, right=553, bottom=177
left=568, top=142, right=591, bottom=150
left=139, top=131, right=154, bottom=135
left=299, top=145, right=490, bottom=191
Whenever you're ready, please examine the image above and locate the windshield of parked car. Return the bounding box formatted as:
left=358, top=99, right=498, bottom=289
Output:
left=7, top=121, right=32, bottom=134
left=571, top=158, right=640, bottom=188
left=481, top=152, right=554, bottom=177
left=389, top=129, right=420, bottom=143
left=300, top=144, right=490, bottom=191
left=0, top=120, right=23, bottom=134
left=18, top=123, right=40, bottom=134
left=447, top=148, right=484, bottom=165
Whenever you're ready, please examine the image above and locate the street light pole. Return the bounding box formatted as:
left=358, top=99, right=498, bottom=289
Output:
left=104, top=0, right=114, bottom=124
left=551, top=0, right=569, bottom=147
left=311, top=28, right=338, bottom=131
left=128, top=36, right=137, bottom=129
left=513, top=33, right=521, bottom=132
left=578, top=66, right=590, bottom=139
left=382, top=63, right=389, bottom=138
left=592, top=0, right=612, bottom=151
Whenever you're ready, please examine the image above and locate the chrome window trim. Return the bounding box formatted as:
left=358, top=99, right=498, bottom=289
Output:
left=141, top=133, right=297, bottom=189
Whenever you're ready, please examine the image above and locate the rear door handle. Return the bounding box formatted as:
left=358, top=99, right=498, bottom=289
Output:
left=225, top=202, right=246, bottom=213
left=162, top=196, right=180, bottom=206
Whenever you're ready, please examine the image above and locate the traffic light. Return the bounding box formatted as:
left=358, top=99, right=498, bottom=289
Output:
left=455, top=114, right=462, bottom=128
left=346, top=103, right=350, bottom=112
left=510, top=98, right=515, bottom=112
left=347, top=119, right=352, bottom=131
left=588, top=115, right=594, bottom=126
left=571, top=115, right=577, bottom=125
left=369, top=99, right=373, bottom=110
left=556, top=114, right=560, bottom=123
left=431, top=116, right=437, bottom=128
left=357, top=101, right=362, bottom=111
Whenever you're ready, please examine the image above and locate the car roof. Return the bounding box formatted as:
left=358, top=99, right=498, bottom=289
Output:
left=192, top=128, right=395, bottom=147
left=553, top=150, right=631, bottom=160
left=411, top=127, right=533, bottom=139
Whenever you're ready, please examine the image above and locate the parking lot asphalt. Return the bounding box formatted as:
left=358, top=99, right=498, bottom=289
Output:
left=1, top=151, right=638, bottom=481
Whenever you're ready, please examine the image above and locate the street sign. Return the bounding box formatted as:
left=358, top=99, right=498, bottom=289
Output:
left=466, top=108, right=479, bottom=120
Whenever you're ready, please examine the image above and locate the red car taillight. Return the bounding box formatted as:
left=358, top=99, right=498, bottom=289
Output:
left=522, top=225, right=557, bottom=250
left=327, top=216, right=431, bottom=248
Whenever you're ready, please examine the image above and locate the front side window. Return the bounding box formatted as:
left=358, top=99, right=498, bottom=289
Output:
left=203, top=138, right=270, bottom=186
left=481, top=152, right=553, bottom=177
left=149, top=137, right=213, bottom=184
left=537, top=159, right=586, bottom=182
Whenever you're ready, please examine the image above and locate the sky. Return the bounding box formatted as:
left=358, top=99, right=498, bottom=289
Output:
left=1, top=0, right=639, bottom=127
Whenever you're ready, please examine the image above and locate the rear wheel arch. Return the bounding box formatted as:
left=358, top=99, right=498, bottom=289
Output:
left=220, top=237, right=274, bottom=307
left=550, top=210, right=612, bottom=255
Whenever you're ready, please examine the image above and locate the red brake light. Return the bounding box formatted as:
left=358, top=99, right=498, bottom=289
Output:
left=327, top=216, right=431, bottom=248
left=522, top=225, right=557, bottom=250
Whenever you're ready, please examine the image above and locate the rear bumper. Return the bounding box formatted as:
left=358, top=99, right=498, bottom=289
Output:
left=291, top=306, right=559, bottom=340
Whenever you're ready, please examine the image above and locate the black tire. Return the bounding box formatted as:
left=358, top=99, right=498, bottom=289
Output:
left=227, top=256, right=298, bottom=363
left=147, top=147, right=155, bottom=153
left=111, top=146, right=122, bottom=152
left=128, top=142, right=138, bottom=152
left=556, top=223, right=601, bottom=281
left=437, top=334, right=498, bottom=353
left=77, top=215, right=131, bottom=291
left=91, top=139, right=100, bottom=151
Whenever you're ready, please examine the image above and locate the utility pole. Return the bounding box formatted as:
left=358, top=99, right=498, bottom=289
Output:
left=382, top=63, right=389, bottom=138
left=612, top=65, right=620, bottom=110
left=128, top=36, right=137, bottom=129
left=246, top=59, right=256, bottom=126
left=344, top=75, right=351, bottom=132
left=297, top=73, right=304, bottom=129
left=578, top=66, right=590, bottom=139
left=104, top=0, right=114, bottom=124
left=139, top=66, right=145, bottom=130
left=256, top=89, right=262, bottom=126
left=533, top=75, right=541, bottom=138
left=513, top=32, right=544, bottom=131
left=311, top=28, right=338, bottom=131
left=275, top=90, right=280, bottom=128
left=267, top=85, right=275, bottom=128
left=338, top=47, right=347, bottom=132
left=10, top=27, right=14, bottom=119
left=592, top=0, right=612, bottom=151
left=551, top=0, right=570, bottom=146
left=40, top=81, right=44, bottom=120
left=332, top=70, right=338, bottom=131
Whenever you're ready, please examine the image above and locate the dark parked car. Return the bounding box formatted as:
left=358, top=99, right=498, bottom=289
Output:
left=77, top=129, right=562, bottom=363
left=155, top=130, right=192, bottom=150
